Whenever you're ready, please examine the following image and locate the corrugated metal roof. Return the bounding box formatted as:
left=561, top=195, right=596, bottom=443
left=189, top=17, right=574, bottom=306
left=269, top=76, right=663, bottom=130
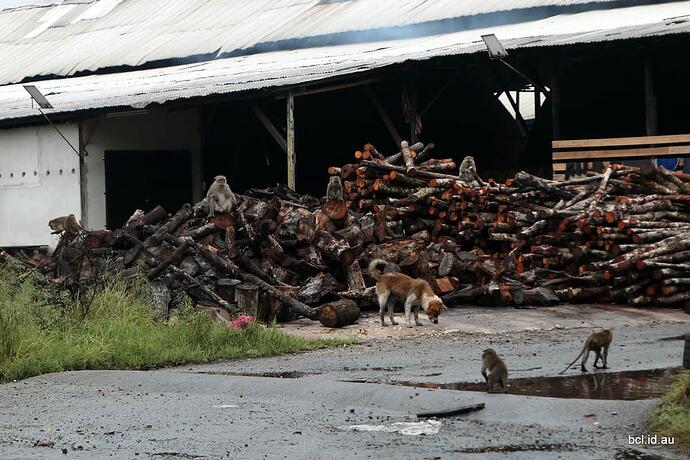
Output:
left=0, top=1, right=688, bottom=123
left=0, top=0, right=660, bottom=85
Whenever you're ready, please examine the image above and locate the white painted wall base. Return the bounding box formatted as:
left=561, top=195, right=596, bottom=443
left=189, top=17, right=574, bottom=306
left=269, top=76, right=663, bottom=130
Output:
left=0, top=123, right=80, bottom=247
left=0, top=107, right=201, bottom=247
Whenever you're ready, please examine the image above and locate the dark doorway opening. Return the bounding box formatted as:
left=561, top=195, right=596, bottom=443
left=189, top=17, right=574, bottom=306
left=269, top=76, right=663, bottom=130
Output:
left=104, top=150, right=193, bottom=229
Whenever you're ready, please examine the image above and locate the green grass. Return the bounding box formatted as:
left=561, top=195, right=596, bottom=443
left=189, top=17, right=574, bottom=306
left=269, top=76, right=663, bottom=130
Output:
left=648, top=370, right=690, bottom=452
left=0, top=258, right=351, bottom=382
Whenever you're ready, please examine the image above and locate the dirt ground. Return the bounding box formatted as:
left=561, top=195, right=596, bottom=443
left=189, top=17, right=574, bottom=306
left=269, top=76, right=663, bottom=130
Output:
left=280, top=303, right=689, bottom=340
left=1, top=304, right=689, bottom=459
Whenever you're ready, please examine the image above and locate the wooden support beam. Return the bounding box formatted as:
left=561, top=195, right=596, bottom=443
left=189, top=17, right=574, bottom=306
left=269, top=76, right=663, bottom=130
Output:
left=78, top=120, right=88, bottom=228
left=408, top=81, right=419, bottom=144
left=274, top=77, right=382, bottom=99
left=551, top=72, right=561, bottom=140
left=553, top=134, right=690, bottom=149
left=365, top=85, right=403, bottom=149
left=645, top=56, right=658, bottom=136
left=286, top=92, right=296, bottom=190
left=421, top=77, right=454, bottom=116
left=504, top=91, right=528, bottom=137
left=200, top=105, right=218, bottom=139
left=553, top=145, right=690, bottom=161
left=251, top=104, right=287, bottom=152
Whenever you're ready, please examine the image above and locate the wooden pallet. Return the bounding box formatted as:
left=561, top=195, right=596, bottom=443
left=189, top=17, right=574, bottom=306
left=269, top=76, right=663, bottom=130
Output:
left=552, top=134, right=690, bottom=178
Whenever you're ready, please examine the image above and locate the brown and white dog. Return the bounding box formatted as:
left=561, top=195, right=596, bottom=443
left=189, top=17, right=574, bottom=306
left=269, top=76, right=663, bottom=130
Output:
left=368, top=259, right=447, bottom=327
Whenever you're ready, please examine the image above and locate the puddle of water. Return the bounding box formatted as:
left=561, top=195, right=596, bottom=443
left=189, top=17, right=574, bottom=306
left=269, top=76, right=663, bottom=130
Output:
left=342, top=366, right=403, bottom=372
left=197, top=371, right=308, bottom=378
left=349, top=368, right=683, bottom=400
left=454, top=443, right=577, bottom=454
left=615, top=448, right=666, bottom=460
left=151, top=453, right=204, bottom=459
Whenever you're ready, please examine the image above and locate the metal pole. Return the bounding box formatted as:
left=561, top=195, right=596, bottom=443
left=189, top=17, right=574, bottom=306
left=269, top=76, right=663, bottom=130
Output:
left=286, top=92, right=296, bottom=190
left=37, top=107, right=81, bottom=158
left=498, top=59, right=550, bottom=96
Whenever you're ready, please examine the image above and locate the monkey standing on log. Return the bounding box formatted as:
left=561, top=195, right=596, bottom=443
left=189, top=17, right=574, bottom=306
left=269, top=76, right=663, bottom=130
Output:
left=458, top=155, right=486, bottom=187
left=559, top=329, right=612, bottom=374
left=326, top=176, right=344, bottom=201
left=48, top=214, right=81, bottom=235
left=318, top=176, right=348, bottom=230
left=206, top=175, right=237, bottom=218
left=481, top=348, right=508, bottom=393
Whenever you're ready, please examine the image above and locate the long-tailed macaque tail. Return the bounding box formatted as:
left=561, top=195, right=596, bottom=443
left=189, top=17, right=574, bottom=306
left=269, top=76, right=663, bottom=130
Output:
left=558, top=346, right=586, bottom=375
left=368, top=259, right=388, bottom=281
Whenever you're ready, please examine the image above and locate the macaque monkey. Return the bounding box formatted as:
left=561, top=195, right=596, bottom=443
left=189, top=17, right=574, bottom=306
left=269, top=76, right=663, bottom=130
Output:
left=559, top=329, right=612, bottom=374
left=458, top=155, right=486, bottom=186
left=206, top=175, right=236, bottom=218
left=481, top=348, right=508, bottom=393
left=326, top=176, right=344, bottom=201
left=48, top=214, right=81, bottom=235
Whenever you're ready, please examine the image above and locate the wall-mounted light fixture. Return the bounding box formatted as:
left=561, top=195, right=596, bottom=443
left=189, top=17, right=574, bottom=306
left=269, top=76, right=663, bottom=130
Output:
left=481, top=34, right=549, bottom=96
left=23, top=84, right=82, bottom=158
left=481, top=34, right=508, bottom=59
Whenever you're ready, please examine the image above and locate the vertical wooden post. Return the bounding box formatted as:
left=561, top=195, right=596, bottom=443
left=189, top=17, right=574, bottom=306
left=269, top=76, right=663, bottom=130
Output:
left=408, top=82, right=419, bottom=144
left=644, top=56, right=658, bottom=136
left=235, top=283, right=259, bottom=315
left=550, top=73, right=561, bottom=140
left=365, top=85, right=403, bottom=149
left=78, top=120, right=88, bottom=228
left=286, top=92, right=296, bottom=190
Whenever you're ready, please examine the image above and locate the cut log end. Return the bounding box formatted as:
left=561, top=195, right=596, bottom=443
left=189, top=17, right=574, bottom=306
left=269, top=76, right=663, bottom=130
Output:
left=316, top=299, right=360, bottom=328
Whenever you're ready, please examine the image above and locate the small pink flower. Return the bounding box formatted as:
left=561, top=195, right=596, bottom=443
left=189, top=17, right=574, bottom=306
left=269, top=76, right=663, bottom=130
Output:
left=227, top=315, right=255, bottom=330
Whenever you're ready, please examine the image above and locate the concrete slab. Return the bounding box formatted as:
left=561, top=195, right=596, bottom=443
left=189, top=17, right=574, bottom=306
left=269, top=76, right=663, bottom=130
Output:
left=1, top=305, right=689, bottom=459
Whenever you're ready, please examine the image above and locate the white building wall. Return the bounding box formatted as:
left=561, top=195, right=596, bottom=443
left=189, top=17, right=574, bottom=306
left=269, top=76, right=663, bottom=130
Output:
left=83, top=107, right=202, bottom=230
left=0, top=123, right=80, bottom=247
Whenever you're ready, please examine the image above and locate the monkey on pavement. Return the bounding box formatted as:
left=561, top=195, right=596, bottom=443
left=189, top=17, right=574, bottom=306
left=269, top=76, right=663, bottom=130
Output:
left=326, top=176, right=344, bottom=201
left=559, top=329, right=612, bottom=374
left=481, top=348, right=508, bottom=393
left=206, top=175, right=237, bottom=218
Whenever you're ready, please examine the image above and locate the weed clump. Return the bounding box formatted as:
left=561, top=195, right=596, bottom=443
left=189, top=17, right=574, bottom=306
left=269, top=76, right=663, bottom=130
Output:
left=0, top=258, right=347, bottom=382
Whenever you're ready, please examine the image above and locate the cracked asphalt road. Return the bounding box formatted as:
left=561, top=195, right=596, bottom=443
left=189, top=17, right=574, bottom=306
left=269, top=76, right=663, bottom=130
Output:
left=1, top=305, right=689, bottom=459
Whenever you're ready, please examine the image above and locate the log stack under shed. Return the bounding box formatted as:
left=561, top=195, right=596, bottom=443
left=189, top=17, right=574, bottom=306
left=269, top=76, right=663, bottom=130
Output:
left=331, top=142, right=690, bottom=309
left=21, top=140, right=690, bottom=329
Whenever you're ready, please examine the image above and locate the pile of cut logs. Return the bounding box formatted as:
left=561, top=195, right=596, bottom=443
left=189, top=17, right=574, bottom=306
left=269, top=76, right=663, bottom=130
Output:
left=331, top=141, right=690, bottom=309
left=34, top=184, right=362, bottom=327
left=23, top=141, right=690, bottom=329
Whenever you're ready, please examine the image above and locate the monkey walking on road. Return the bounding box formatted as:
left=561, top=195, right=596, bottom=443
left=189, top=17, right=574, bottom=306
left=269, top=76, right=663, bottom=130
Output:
left=481, top=348, right=508, bottom=393
left=206, top=175, right=237, bottom=218
left=559, top=329, right=612, bottom=374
